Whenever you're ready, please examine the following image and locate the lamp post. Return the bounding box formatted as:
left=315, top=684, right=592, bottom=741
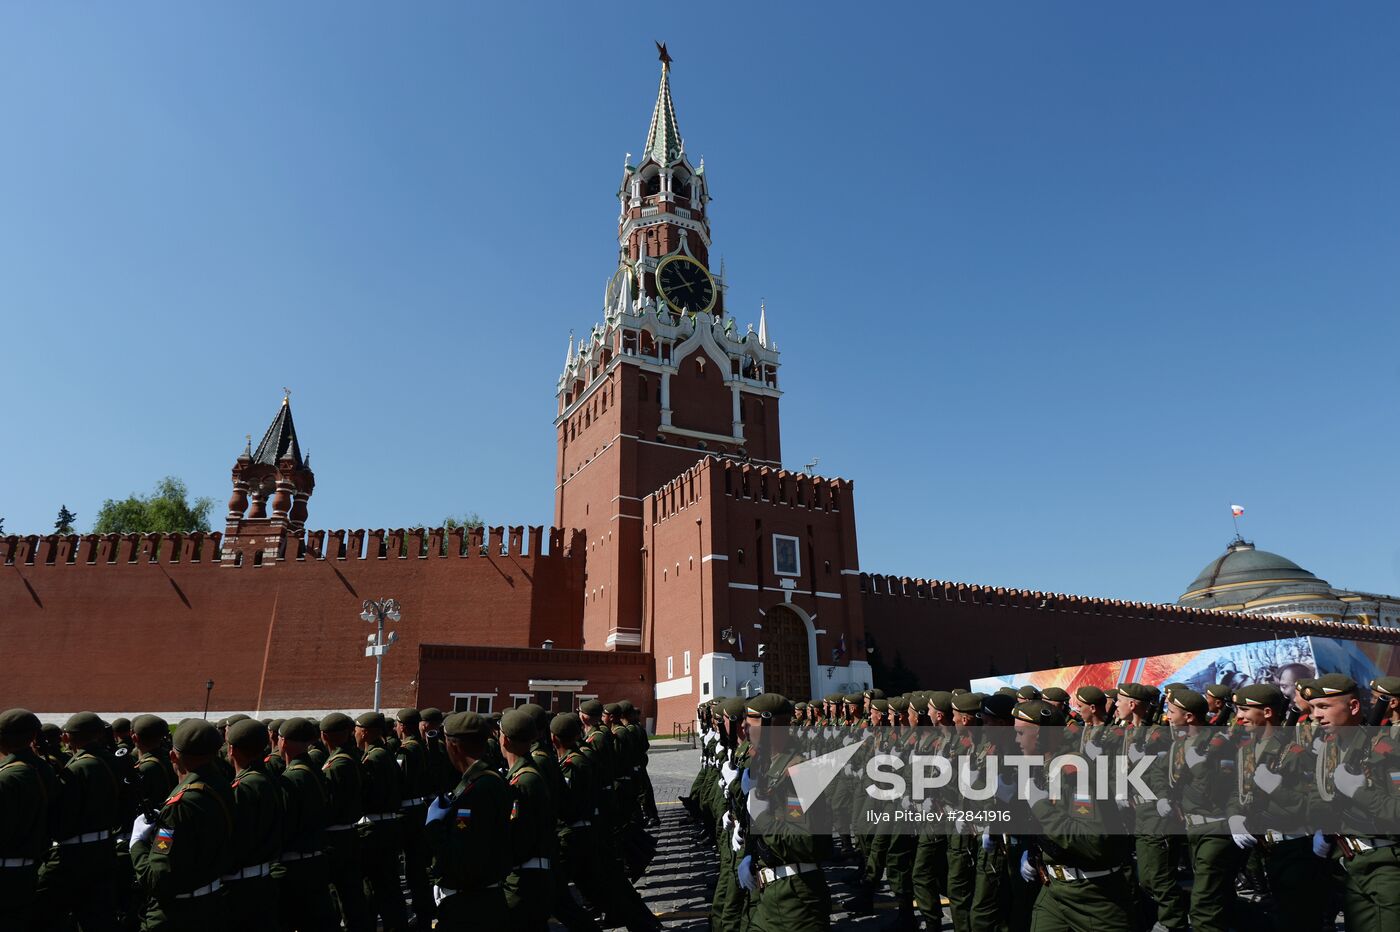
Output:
left=202, top=679, right=215, bottom=720
left=361, top=598, right=402, bottom=713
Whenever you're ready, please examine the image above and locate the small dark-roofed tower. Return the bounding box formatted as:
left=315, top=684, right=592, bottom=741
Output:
left=222, top=393, right=316, bottom=564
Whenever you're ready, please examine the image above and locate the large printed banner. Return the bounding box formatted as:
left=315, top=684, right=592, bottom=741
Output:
left=970, top=634, right=1400, bottom=698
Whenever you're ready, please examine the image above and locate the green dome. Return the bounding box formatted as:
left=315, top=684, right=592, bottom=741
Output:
left=1178, top=539, right=1331, bottom=610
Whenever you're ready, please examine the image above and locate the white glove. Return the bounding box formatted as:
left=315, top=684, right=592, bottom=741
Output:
left=721, top=812, right=734, bottom=834
left=1019, top=850, right=1037, bottom=882
left=981, top=832, right=995, bottom=852
left=1228, top=815, right=1256, bottom=849
left=740, top=767, right=755, bottom=795
left=721, top=761, right=739, bottom=786
left=1253, top=762, right=1282, bottom=795
left=1312, top=831, right=1333, bottom=859
left=995, top=776, right=1016, bottom=803
left=1084, top=740, right=1103, bottom=760
left=730, top=822, right=744, bottom=854
left=1334, top=764, right=1366, bottom=799
left=737, top=854, right=758, bottom=892
left=1155, top=798, right=1173, bottom=818
left=716, top=776, right=725, bottom=791
left=130, top=813, right=156, bottom=845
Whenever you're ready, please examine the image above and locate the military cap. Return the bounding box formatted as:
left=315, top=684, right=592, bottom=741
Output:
left=131, top=714, right=169, bottom=741
left=1234, top=684, right=1286, bottom=710
left=870, top=699, right=890, bottom=713
left=279, top=717, right=319, bottom=742
left=1103, top=687, right=1119, bottom=701
left=110, top=717, right=132, bottom=733
left=0, top=709, right=41, bottom=741
left=579, top=699, right=605, bottom=718
left=260, top=717, right=273, bottom=727
left=1304, top=674, right=1357, bottom=699
left=396, top=708, right=422, bottom=729
left=1119, top=683, right=1159, bottom=703
left=227, top=718, right=268, bottom=751
left=1205, top=684, right=1232, bottom=700
left=867, top=688, right=886, bottom=700
left=1168, top=689, right=1209, bottom=719
left=172, top=719, right=222, bottom=756
left=617, top=700, right=635, bottom=714
left=1040, top=687, right=1070, bottom=703
left=793, top=701, right=808, bottom=710
left=1369, top=677, right=1400, bottom=699
left=488, top=712, right=503, bottom=724
left=63, top=712, right=105, bottom=735
left=951, top=692, right=984, bottom=714
left=355, top=711, right=385, bottom=731
left=1016, top=685, right=1041, bottom=700
left=319, top=712, right=354, bottom=734
left=268, top=718, right=285, bottom=735
left=824, top=693, right=844, bottom=704
left=982, top=693, right=1016, bottom=720
left=603, top=703, right=623, bottom=717
left=746, top=693, right=794, bottom=719
left=996, top=687, right=1019, bottom=698
left=443, top=711, right=489, bottom=739
left=1163, top=682, right=1186, bottom=696
left=519, top=703, right=551, bottom=732
left=1012, top=699, right=1066, bottom=727
left=950, top=688, right=970, bottom=696
left=420, top=707, right=445, bottom=724
left=224, top=713, right=252, bottom=726
left=500, top=709, right=536, bottom=742
left=550, top=712, right=584, bottom=742
left=1075, top=686, right=1106, bottom=706
left=909, top=694, right=930, bottom=713
left=1293, top=678, right=1315, bottom=697
left=928, top=690, right=954, bottom=714
left=720, top=697, right=746, bottom=719
left=843, top=694, right=862, bottom=704
left=40, top=723, right=61, bottom=742
left=892, top=697, right=912, bottom=713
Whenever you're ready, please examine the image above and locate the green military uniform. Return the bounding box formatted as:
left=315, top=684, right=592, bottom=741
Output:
left=129, top=719, right=234, bottom=931
left=712, top=697, right=752, bottom=932
left=741, top=693, right=833, bottom=932
left=420, top=708, right=458, bottom=796
left=1013, top=701, right=1133, bottom=932
left=131, top=716, right=176, bottom=815
left=319, top=713, right=373, bottom=932
left=394, top=708, right=435, bottom=926
left=223, top=719, right=283, bottom=928
left=945, top=694, right=983, bottom=932
left=0, top=710, right=57, bottom=930
left=502, top=709, right=555, bottom=931
left=354, top=711, right=408, bottom=931
left=1118, top=683, right=1188, bottom=931
left=425, top=711, right=511, bottom=931
left=33, top=712, right=123, bottom=932
left=913, top=693, right=954, bottom=930
left=271, top=717, right=339, bottom=932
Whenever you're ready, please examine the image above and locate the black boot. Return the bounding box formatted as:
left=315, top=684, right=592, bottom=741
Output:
left=883, top=895, right=916, bottom=931
left=843, top=878, right=876, bottom=916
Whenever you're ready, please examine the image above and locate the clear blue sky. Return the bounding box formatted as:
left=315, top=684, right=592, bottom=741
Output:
left=3, top=4, right=1398, bottom=605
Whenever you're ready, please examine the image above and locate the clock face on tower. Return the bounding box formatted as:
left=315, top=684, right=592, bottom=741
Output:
left=656, top=254, right=716, bottom=315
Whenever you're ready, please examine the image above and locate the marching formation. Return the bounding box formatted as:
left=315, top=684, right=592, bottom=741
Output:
left=684, top=675, right=1400, bottom=932
left=0, top=700, right=664, bottom=931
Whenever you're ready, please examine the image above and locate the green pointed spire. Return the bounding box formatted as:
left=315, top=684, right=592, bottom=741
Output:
left=644, top=43, right=683, bottom=165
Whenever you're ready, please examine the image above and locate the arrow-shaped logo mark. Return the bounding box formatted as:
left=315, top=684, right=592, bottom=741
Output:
left=787, top=737, right=867, bottom=812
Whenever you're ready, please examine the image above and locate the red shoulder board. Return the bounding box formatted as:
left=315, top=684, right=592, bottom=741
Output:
left=1375, top=739, right=1393, bottom=755
left=1289, top=745, right=1305, bottom=755
left=165, top=789, right=185, bottom=805
left=1114, top=727, right=1125, bottom=737
left=263, top=754, right=272, bottom=762
left=231, top=779, right=240, bottom=788
left=1209, top=736, right=1227, bottom=748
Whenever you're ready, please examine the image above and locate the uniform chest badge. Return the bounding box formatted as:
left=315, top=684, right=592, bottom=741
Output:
left=155, top=827, right=174, bottom=851
left=455, top=809, right=471, bottom=830
left=786, top=797, right=803, bottom=818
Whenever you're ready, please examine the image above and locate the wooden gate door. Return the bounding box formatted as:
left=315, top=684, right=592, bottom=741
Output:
left=763, top=608, right=811, bottom=700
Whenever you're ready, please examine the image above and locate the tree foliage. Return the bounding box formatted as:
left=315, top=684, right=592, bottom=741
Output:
left=54, top=505, right=78, bottom=535
left=91, top=477, right=215, bottom=535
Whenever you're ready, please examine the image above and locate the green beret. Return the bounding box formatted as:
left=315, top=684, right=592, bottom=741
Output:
left=487, top=712, right=503, bottom=723
left=996, top=687, right=1019, bottom=698
left=603, top=703, right=622, bottom=716
left=224, top=713, right=251, bottom=727
left=278, top=717, right=319, bottom=742
left=443, top=711, right=489, bottom=739
left=1169, top=689, right=1209, bottom=719
left=172, top=719, right=222, bottom=756
left=1012, top=700, right=1066, bottom=727
left=890, top=697, right=911, bottom=713
left=824, top=693, right=844, bottom=704
left=1205, top=684, right=1232, bottom=700
left=354, top=711, right=386, bottom=731
left=395, top=708, right=421, bottom=729
left=63, top=712, right=105, bottom=735
left=1016, top=685, right=1040, bottom=700
left=1119, top=683, right=1159, bottom=704
left=1234, top=684, right=1286, bottom=710
left=1305, top=674, right=1357, bottom=699
left=550, top=712, right=584, bottom=742
left=1103, top=687, right=1119, bottom=700
left=227, top=719, right=268, bottom=751
left=1293, top=678, right=1315, bottom=696
left=500, top=709, right=535, bottom=742
left=268, top=718, right=285, bottom=735
left=843, top=694, right=862, bottom=704
left=1370, top=677, right=1400, bottom=699
left=319, top=712, right=354, bottom=734
left=420, top=708, right=444, bottom=724
left=1163, top=682, right=1186, bottom=695
left=746, top=693, right=793, bottom=719
left=131, top=714, right=169, bottom=741
left=260, top=718, right=273, bottom=727
left=110, top=717, right=132, bottom=733
left=928, top=691, right=954, bottom=714
left=950, top=688, right=969, bottom=696
left=1075, top=686, right=1106, bottom=706
left=951, top=692, right=984, bottom=715
left=867, top=688, right=886, bottom=700
left=909, top=694, right=930, bottom=713
left=519, top=703, right=551, bottom=732
left=982, top=693, right=1016, bottom=720
left=40, top=724, right=61, bottom=741
left=870, top=699, right=890, bottom=712
left=579, top=699, right=605, bottom=718
left=0, top=709, right=41, bottom=742
left=718, top=697, right=745, bottom=719
left=793, top=701, right=808, bottom=710
left=1040, top=687, right=1070, bottom=703
left=618, top=700, right=635, bottom=714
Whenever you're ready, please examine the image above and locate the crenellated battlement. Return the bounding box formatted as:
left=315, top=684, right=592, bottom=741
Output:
left=858, top=573, right=1400, bottom=644
left=646, top=455, right=853, bottom=524
left=1, top=525, right=587, bottom=569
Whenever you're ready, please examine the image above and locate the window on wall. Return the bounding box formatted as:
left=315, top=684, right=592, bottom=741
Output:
left=773, top=534, right=801, bottom=577
left=684, top=650, right=692, bottom=675
left=667, top=656, right=674, bottom=679
left=451, top=693, right=494, bottom=714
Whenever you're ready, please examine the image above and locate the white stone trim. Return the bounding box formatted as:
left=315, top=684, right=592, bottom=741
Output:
left=655, top=675, right=693, bottom=700
left=527, top=679, right=588, bottom=691
left=606, top=628, right=643, bottom=648
left=702, top=554, right=729, bottom=562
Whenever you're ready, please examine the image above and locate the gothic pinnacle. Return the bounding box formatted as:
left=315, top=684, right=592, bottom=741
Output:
left=644, top=43, right=683, bottom=165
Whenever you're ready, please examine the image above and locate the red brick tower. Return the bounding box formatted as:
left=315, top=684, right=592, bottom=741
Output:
left=556, top=47, right=784, bottom=652
left=222, top=393, right=316, bottom=565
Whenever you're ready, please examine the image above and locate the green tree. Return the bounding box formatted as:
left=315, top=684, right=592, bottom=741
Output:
left=91, top=477, right=214, bottom=535
left=54, top=505, right=78, bottom=535
left=437, top=512, right=484, bottom=555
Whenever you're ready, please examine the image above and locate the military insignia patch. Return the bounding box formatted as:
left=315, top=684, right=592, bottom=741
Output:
left=455, top=808, right=471, bottom=830
left=1389, top=771, right=1400, bottom=789
left=1073, top=793, right=1092, bottom=817
left=510, top=800, right=519, bottom=821
left=786, top=796, right=803, bottom=818
left=155, top=827, right=174, bottom=851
